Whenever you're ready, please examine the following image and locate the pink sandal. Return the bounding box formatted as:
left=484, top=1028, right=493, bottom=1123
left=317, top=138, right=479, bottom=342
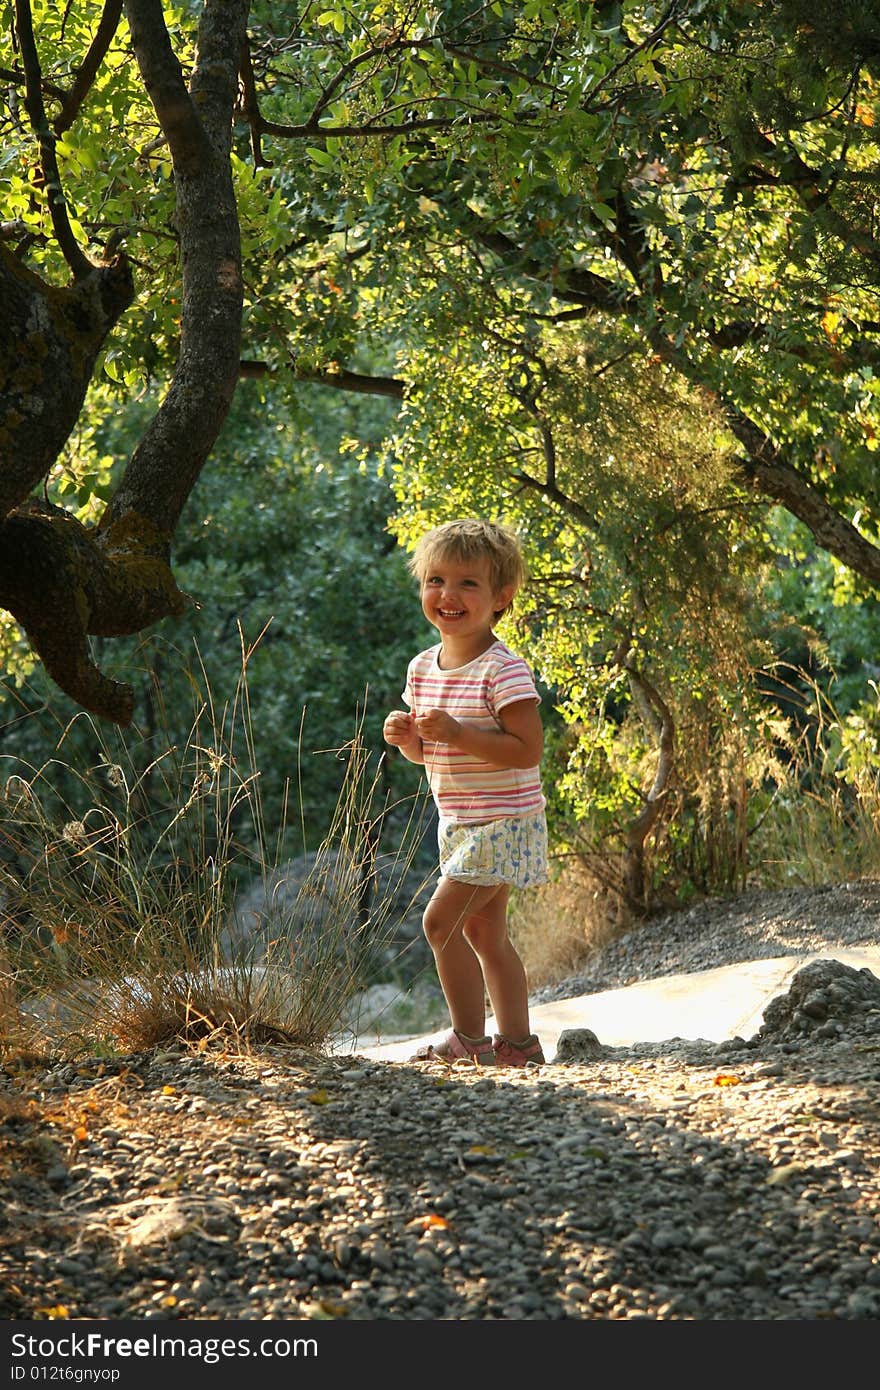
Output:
left=492, top=1033, right=545, bottom=1066
left=410, top=1028, right=496, bottom=1066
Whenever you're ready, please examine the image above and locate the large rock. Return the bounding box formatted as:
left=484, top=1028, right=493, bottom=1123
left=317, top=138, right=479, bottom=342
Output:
left=553, top=1027, right=605, bottom=1063
left=757, top=958, right=880, bottom=1042
left=221, top=847, right=435, bottom=986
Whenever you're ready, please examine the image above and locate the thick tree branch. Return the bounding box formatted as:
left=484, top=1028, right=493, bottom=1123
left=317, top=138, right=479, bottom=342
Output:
left=0, top=501, right=186, bottom=727
left=512, top=467, right=602, bottom=533
left=647, top=329, right=880, bottom=589
left=0, top=242, right=134, bottom=519
left=727, top=410, right=880, bottom=586
left=260, top=110, right=499, bottom=140
left=121, top=0, right=212, bottom=174
left=14, top=0, right=92, bottom=279
left=54, top=0, right=124, bottom=137
left=743, top=133, right=880, bottom=269
left=103, top=0, right=248, bottom=542
left=238, top=37, right=269, bottom=168
left=239, top=359, right=405, bottom=397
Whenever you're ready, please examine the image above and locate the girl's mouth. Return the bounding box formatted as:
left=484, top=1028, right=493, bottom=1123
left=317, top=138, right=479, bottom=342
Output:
left=438, top=608, right=465, bottom=618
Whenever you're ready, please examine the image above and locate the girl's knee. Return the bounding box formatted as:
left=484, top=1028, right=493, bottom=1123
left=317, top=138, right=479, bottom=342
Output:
left=463, top=916, right=509, bottom=959
left=423, top=902, right=457, bottom=950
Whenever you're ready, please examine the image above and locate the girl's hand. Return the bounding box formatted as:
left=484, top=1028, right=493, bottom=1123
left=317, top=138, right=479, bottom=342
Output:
left=383, top=710, right=418, bottom=747
left=415, top=708, right=461, bottom=744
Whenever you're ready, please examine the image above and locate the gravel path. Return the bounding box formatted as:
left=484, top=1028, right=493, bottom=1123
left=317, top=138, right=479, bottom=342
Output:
left=1, top=881, right=879, bottom=1322
left=533, top=879, right=880, bottom=1001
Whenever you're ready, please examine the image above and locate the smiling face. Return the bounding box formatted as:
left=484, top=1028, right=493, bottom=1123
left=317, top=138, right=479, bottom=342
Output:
left=420, top=553, right=514, bottom=654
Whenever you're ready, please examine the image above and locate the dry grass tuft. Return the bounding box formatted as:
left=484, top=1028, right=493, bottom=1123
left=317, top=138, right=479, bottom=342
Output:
left=0, top=635, right=429, bottom=1060
left=509, top=859, right=628, bottom=992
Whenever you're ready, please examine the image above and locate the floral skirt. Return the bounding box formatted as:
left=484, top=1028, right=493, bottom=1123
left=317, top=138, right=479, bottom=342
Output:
left=438, top=812, right=548, bottom=890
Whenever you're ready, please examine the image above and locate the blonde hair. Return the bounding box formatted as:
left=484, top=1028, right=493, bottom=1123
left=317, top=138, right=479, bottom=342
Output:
left=407, top=519, right=527, bottom=615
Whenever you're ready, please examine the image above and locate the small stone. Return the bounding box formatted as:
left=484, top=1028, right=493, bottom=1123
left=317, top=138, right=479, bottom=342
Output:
left=652, top=1226, right=686, bottom=1251
left=413, top=1249, right=442, bottom=1274
left=801, top=992, right=829, bottom=1021
left=369, top=1243, right=394, bottom=1272
left=847, top=1290, right=878, bottom=1318
left=754, top=1060, right=785, bottom=1078
left=333, top=1239, right=353, bottom=1268
left=564, top=1282, right=590, bottom=1302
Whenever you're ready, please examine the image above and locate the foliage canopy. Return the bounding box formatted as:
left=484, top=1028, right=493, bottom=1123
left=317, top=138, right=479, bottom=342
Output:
left=2, top=0, right=880, bottom=901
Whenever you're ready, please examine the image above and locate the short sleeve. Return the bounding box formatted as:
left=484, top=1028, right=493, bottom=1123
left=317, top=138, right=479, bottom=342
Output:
left=402, top=659, right=414, bottom=709
left=489, top=655, right=541, bottom=715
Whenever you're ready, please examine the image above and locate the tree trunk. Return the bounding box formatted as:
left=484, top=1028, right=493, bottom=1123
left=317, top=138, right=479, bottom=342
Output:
left=103, top=0, right=249, bottom=543
left=0, top=0, right=249, bottom=724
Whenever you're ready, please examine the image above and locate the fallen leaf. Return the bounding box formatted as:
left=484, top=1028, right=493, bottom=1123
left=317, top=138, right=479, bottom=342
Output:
left=766, top=1161, right=809, bottom=1186
left=299, top=1300, right=342, bottom=1320
left=161, top=1085, right=176, bottom=1096
left=713, top=1074, right=743, bottom=1087
left=307, top=1089, right=330, bottom=1105
left=319, top=1299, right=349, bottom=1317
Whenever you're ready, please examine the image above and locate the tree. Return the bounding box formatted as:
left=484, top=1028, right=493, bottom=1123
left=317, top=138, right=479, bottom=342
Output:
left=380, top=315, right=776, bottom=904
left=2, top=0, right=879, bottom=727
left=2, top=0, right=248, bottom=723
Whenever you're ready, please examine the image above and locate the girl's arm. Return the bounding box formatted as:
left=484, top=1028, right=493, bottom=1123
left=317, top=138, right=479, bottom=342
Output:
left=415, top=698, right=543, bottom=769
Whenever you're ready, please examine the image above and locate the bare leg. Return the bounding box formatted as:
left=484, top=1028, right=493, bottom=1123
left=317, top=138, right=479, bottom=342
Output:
left=463, top=887, right=531, bottom=1041
left=422, top=878, right=507, bottom=1038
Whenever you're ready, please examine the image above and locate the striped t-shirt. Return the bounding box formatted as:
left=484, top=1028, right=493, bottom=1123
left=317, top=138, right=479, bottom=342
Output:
left=403, top=640, right=546, bottom=825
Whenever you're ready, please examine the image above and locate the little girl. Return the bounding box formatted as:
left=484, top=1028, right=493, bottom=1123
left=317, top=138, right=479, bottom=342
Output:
left=383, top=518, right=548, bottom=1066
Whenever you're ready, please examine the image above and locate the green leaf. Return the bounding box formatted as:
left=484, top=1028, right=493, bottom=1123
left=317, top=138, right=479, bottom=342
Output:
left=307, top=146, right=335, bottom=169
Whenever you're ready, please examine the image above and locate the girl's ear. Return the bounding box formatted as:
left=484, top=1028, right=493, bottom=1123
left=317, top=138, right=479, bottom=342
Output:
left=494, top=584, right=515, bottom=615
